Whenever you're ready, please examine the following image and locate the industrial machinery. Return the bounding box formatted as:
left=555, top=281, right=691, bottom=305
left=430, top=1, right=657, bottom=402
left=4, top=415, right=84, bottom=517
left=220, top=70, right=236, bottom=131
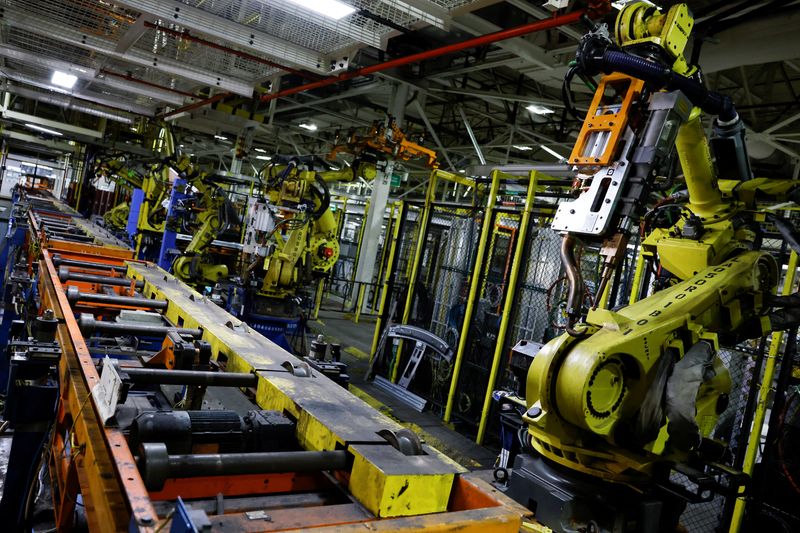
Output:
left=0, top=193, right=527, bottom=531
left=159, top=155, right=239, bottom=286
left=501, top=3, right=800, bottom=532
left=239, top=158, right=376, bottom=352
left=327, top=116, right=438, bottom=169
left=93, top=157, right=145, bottom=232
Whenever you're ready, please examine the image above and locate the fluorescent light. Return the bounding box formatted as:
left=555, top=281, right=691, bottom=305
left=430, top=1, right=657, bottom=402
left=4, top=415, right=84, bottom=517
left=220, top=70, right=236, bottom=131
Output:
left=254, top=147, right=267, bottom=153
left=458, top=169, right=466, bottom=174
left=513, top=145, right=533, bottom=151
left=540, top=145, right=565, bottom=161
left=214, top=134, right=228, bottom=141
left=526, top=104, right=554, bottom=115
left=25, top=123, right=63, bottom=136
left=255, top=155, right=272, bottom=161
left=179, top=144, right=184, bottom=148
left=298, top=122, right=318, bottom=132
left=286, top=0, right=355, bottom=20
left=51, top=70, right=78, bottom=89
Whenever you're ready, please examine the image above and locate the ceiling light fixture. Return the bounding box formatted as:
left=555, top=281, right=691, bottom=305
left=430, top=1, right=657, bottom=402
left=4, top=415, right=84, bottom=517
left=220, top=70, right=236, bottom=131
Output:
left=25, top=123, right=63, bottom=136
left=513, top=145, right=533, bottom=151
left=51, top=70, right=78, bottom=89
left=526, top=104, right=555, bottom=115
left=255, top=155, right=272, bottom=161
left=254, top=147, right=267, bottom=153
left=298, top=122, right=318, bottom=132
left=214, top=134, right=228, bottom=141
left=286, top=0, right=355, bottom=20
left=540, top=145, right=565, bottom=161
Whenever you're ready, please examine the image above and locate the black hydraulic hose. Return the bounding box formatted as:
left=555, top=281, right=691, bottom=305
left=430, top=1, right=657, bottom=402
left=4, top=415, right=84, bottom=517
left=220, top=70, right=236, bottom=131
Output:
left=600, top=50, right=737, bottom=122
left=311, top=175, right=331, bottom=219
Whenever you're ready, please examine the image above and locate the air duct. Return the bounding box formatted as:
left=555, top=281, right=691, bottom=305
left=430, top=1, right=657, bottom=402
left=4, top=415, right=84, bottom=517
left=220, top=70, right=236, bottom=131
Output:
left=6, top=84, right=134, bottom=124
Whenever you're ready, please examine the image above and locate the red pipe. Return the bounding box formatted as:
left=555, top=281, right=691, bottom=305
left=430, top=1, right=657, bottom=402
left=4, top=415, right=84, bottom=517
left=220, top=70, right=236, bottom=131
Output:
left=160, top=6, right=599, bottom=119
left=100, top=69, right=199, bottom=99
left=259, top=9, right=587, bottom=104
left=144, top=22, right=317, bottom=81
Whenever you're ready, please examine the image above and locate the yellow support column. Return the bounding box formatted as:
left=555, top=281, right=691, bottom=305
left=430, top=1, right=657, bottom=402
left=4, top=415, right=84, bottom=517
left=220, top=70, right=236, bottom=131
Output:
left=729, top=250, right=799, bottom=533
left=628, top=251, right=647, bottom=305
left=444, top=171, right=501, bottom=423
left=312, top=278, right=325, bottom=320
left=369, top=202, right=406, bottom=362
left=475, top=171, right=538, bottom=443
left=372, top=206, right=395, bottom=311
left=387, top=172, right=440, bottom=380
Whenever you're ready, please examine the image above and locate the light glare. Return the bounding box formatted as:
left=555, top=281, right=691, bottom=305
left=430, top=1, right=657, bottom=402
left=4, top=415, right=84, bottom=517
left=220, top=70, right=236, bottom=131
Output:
left=286, top=0, right=356, bottom=20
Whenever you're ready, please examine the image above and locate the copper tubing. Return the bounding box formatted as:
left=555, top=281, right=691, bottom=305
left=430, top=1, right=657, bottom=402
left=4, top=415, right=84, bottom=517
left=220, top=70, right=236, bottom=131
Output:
left=560, top=234, right=586, bottom=337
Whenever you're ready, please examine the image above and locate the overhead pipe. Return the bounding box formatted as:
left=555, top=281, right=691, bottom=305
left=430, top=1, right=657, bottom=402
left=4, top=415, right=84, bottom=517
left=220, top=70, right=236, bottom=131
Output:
left=160, top=5, right=606, bottom=119
left=7, top=84, right=135, bottom=124
left=2, top=73, right=153, bottom=117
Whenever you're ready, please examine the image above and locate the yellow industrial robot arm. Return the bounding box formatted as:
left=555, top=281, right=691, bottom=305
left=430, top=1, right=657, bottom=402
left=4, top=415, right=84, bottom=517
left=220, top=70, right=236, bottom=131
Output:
left=163, top=155, right=235, bottom=284
left=256, top=160, right=374, bottom=299
left=522, top=2, right=799, bottom=489
left=94, top=157, right=146, bottom=231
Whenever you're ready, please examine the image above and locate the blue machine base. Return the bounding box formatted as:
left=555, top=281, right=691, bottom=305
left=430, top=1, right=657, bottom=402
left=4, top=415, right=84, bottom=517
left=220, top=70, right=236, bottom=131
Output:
left=244, top=313, right=302, bottom=354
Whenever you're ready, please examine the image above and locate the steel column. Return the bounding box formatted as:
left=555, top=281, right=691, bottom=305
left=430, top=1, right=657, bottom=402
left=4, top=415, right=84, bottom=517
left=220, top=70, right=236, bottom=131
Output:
left=476, top=171, right=538, bottom=443
left=444, top=171, right=501, bottom=422
left=729, top=250, right=799, bottom=532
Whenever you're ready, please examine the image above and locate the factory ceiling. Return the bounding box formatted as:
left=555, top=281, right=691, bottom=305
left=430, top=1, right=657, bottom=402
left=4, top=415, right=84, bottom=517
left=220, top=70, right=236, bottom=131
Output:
left=0, top=0, right=798, bottom=181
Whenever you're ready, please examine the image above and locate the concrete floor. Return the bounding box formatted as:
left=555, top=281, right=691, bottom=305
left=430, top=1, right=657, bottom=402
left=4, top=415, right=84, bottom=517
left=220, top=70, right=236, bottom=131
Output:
left=309, top=307, right=498, bottom=469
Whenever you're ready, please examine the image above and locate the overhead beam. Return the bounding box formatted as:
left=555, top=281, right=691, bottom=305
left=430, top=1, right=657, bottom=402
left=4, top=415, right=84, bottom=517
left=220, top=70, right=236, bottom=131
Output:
left=115, top=13, right=153, bottom=53
left=0, top=45, right=185, bottom=106
left=264, top=1, right=383, bottom=49
left=4, top=11, right=254, bottom=96
left=274, top=82, right=386, bottom=114
left=506, top=0, right=583, bottom=40
left=376, top=0, right=451, bottom=30
left=457, top=104, right=486, bottom=165
left=1, top=109, right=103, bottom=138
left=413, top=99, right=456, bottom=171
left=1, top=70, right=155, bottom=117
left=452, top=14, right=558, bottom=70
left=111, top=0, right=325, bottom=73
left=1, top=130, right=77, bottom=152
left=429, top=86, right=563, bottom=108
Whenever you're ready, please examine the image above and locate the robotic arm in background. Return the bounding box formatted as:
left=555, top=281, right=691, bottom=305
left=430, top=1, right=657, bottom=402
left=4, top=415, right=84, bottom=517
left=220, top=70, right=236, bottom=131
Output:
left=521, top=1, right=800, bottom=498
left=328, top=116, right=438, bottom=169
left=93, top=157, right=144, bottom=231
left=254, top=159, right=375, bottom=300
left=164, top=156, right=238, bottom=285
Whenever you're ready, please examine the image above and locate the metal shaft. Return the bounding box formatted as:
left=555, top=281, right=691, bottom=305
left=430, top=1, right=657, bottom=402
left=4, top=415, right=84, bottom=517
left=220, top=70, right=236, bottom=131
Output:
left=66, top=286, right=168, bottom=310
left=59, top=267, right=144, bottom=289
left=47, top=231, right=94, bottom=243
left=78, top=314, right=201, bottom=338
left=53, top=254, right=126, bottom=274
left=120, top=367, right=257, bottom=387
left=140, top=443, right=349, bottom=490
